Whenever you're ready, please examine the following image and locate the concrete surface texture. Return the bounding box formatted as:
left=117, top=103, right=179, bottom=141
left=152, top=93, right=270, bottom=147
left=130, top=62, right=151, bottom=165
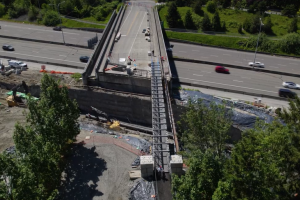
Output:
left=0, top=21, right=101, bottom=46
left=59, top=131, right=138, bottom=200
left=109, top=2, right=155, bottom=72
left=0, top=38, right=92, bottom=68
left=173, top=61, right=300, bottom=97
left=179, top=85, right=290, bottom=109
left=170, top=42, right=300, bottom=75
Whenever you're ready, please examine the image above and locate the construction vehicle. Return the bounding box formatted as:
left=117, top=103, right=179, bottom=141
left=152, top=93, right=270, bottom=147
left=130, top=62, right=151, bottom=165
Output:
left=6, top=81, right=28, bottom=107
left=91, top=106, right=120, bottom=130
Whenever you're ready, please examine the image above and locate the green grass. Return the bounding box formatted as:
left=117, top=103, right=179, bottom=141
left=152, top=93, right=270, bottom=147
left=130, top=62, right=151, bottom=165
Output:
left=159, top=6, right=300, bottom=36
left=61, top=18, right=105, bottom=29
left=166, top=31, right=242, bottom=49
left=82, top=13, right=112, bottom=24
left=71, top=73, right=82, bottom=81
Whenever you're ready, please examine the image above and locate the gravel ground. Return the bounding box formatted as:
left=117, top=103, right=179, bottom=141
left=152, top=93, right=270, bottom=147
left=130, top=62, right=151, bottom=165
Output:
left=59, top=131, right=138, bottom=200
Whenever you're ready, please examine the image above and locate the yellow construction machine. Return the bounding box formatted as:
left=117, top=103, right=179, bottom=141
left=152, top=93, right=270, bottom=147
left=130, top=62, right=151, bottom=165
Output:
left=6, top=81, right=28, bottom=107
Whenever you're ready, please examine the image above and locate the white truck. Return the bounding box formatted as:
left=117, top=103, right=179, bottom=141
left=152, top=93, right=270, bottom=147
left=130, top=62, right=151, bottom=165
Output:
left=8, top=60, right=28, bottom=69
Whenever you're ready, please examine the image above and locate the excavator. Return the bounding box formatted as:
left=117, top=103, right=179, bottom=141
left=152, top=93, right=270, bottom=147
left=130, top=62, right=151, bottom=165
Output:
left=91, top=106, right=120, bottom=130
left=6, top=81, right=29, bottom=107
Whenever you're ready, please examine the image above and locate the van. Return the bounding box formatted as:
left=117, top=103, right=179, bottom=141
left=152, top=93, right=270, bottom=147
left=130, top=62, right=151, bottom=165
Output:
left=8, top=60, right=27, bottom=68
left=279, top=88, right=296, bottom=98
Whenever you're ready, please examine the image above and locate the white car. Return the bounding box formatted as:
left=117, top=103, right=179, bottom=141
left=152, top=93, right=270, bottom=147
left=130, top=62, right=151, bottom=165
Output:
left=248, top=61, right=264, bottom=68
left=8, top=60, right=27, bottom=68
left=282, top=82, right=300, bottom=89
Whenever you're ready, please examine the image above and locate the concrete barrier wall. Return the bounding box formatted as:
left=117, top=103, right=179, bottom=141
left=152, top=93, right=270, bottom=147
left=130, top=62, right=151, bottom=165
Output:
left=82, top=10, right=117, bottom=84
left=68, top=87, right=152, bottom=126
left=98, top=73, right=151, bottom=95
left=95, top=6, right=124, bottom=75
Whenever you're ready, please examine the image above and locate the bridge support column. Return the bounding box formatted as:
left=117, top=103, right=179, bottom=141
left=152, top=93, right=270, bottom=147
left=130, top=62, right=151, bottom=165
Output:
left=140, top=155, right=154, bottom=178
left=170, top=155, right=183, bottom=176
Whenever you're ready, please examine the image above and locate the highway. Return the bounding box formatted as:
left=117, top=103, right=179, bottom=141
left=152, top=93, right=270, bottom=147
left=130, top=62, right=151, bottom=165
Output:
left=0, top=21, right=101, bottom=46
left=173, top=61, right=300, bottom=97
left=170, top=42, right=300, bottom=75
left=0, top=38, right=92, bottom=67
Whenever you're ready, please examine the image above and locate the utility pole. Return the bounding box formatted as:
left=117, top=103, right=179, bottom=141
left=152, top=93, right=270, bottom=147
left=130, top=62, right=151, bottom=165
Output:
left=49, top=1, right=66, bottom=44
left=253, top=18, right=264, bottom=69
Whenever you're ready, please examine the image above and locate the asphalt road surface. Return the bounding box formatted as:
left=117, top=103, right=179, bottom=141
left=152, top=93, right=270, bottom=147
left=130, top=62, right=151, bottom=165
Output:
left=111, top=3, right=154, bottom=70
left=0, top=38, right=92, bottom=68
left=0, top=21, right=101, bottom=46
left=174, top=61, right=300, bottom=97
left=170, top=42, right=300, bottom=75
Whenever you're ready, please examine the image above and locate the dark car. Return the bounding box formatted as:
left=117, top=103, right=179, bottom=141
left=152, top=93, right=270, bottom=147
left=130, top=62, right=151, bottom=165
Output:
left=279, top=88, right=297, bottom=98
left=80, top=56, right=89, bottom=63
left=53, top=26, right=62, bottom=31
left=2, top=45, right=14, bottom=51
left=215, top=66, right=229, bottom=74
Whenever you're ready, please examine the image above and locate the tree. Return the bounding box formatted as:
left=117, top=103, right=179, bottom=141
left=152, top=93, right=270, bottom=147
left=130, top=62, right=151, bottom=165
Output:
left=288, top=17, right=298, bottom=33
left=279, top=96, right=300, bottom=131
left=0, top=4, right=5, bottom=17
left=175, top=0, right=184, bottom=7
left=257, top=0, right=267, bottom=14
left=184, top=10, right=195, bottom=29
left=243, top=17, right=251, bottom=32
left=43, top=10, right=61, bottom=26
left=214, top=121, right=300, bottom=200
left=193, top=0, right=203, bottom=16
left=206, top=1, right=216, bottom=13
left=172, top=150, right=225, bottom=200
left=282, top=4, right=297, bottom=17
left=28, top=5, right=39, bottom=21
left=212, top=11, right=221, bottom=31
left=201, top=13, right=212, bottom=31
left=279, top=33, right=300, bottom=54
left=178, top=99, right=232, bottom=156
left=166, top=2, right=181, bottom=28
left=263, top=17, right=273, bottom=34
left=0, top=74, right=80, bottom=199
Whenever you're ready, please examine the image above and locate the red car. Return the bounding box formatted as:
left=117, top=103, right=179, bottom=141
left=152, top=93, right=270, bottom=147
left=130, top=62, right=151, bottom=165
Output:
left=215, top=66, right=229, bottom=74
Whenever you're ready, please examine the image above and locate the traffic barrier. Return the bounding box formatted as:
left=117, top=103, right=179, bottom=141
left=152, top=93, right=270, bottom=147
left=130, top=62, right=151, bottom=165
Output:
left=39, top=69, right=74, bottom=74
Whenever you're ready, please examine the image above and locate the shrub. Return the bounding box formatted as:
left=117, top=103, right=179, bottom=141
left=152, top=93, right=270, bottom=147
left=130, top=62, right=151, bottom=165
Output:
left=184, top=10, right=195, bottom=29
left=279, top=33, right=300, bottom=54
left=206, top=1, right=216, bottom=13
left=288, top=18, right=298, bottom=33
left=28, top=6, right=39, bottom=21
left=263, top=17, right=273, bottom=34
left=238, top=23, right=243, bottom=33
left=227, top=20, right=238, bottom=28
left=43, top=11, right=61, bottom=26
left=194, top=1, right=204, bottom=16
left=201, top=13, right=211, bottom=31
left=95, top=11, right=104, bottom=21
left=0, top=4, right=5, bottom=17
left=282, top=4, right=297, bottom=17
left=212, top=11, right=221, bottom=31
left=8, top=3, right=27, bottom=18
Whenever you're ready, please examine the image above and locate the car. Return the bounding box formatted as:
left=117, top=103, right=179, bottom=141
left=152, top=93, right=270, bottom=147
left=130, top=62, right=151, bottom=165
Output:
left=166, top=48, right=173, bottom=52
left=142, top=29, right=146, bottom=33
left=8, top=60, right=27, bottom=68
left=215, top=66, right=229, bottom=74
left=282, top=82, right=300, bottom=89
left=279, top=88, right=297, bottom=98
left=53, top=26, right=62, bottom=31
left=248, top=61, right=264, bottom=68
left=2, top=45, right=14, bottom=51
left=79, top=56, right=89, bottom=63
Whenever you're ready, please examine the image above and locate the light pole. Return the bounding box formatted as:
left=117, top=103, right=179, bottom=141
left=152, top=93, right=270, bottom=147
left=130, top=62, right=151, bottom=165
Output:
left=49, top=1, right=66, bottom=44
left=253, top=18, right=264, bottom=69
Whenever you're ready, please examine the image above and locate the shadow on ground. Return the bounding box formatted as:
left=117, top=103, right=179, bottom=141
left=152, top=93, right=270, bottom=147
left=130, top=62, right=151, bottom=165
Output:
left=58, top=143, right=107, bottom=200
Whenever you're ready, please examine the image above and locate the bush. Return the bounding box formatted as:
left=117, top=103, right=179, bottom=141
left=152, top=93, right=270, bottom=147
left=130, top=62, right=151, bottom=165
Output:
left=288, top=18, right=298, bottom=33
left=201, top=13, right=211, bottom=31
left=0, top=4, right=5, bottom=17
left=206, top=1, right=216, bottom=13
left=227, top=20, right=238, bottom=28
left=184, top=10, right=195, bottom=29
left=43, top=11, right=61, bottom=26
left=282, top=4, right=297, bottom=17
left=243, top=15, right=260, bottom=34
left=95, top=11, right=104, bottom=21
left=8, top=3, right=27, bottom=18
left=263, top=17, right=273, bottom=34
left=194, top=1, right=204, bottom=16
left=28, top=6, right=39, bottom=21
left=279, top=33, right=300, bottom=54
left=240, top=33, right=276, bottom=52
left=238, top=23, right=243, bottom=33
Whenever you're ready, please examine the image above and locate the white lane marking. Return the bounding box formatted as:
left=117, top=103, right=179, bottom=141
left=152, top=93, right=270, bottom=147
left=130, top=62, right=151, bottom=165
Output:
left=179, top=51, right=186, bottom=53
left=192, top=50, right=199, bottom=52
left=241, top=77, right=251, bottom=79
left=211, top=55, right=218, bottom=57
left=269, top=66, right=279, bottom=68
left=59, top=55, right=67, bottom=57
left=178, top=77, right=277, bottom=94
left=127, top=13, right=146, bottom=57
left=193, top=74, right=203, bottom=76
left=3, top=24, right=79, bottom=35
left=0, top=51, right=82, bottom=64
left=290, top=63, right=298, bottom=65
left=233, top=80, right=243, bottom=82
left=223, top=54, right=231, bottom=56
left=278, top=64, right=286, bottom=66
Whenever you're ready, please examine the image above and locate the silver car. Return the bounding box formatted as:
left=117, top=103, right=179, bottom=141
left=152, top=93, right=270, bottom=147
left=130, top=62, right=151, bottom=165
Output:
left=248, top=61, right=264, bottom=68
left=282, top=81, right=300, bottom=89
